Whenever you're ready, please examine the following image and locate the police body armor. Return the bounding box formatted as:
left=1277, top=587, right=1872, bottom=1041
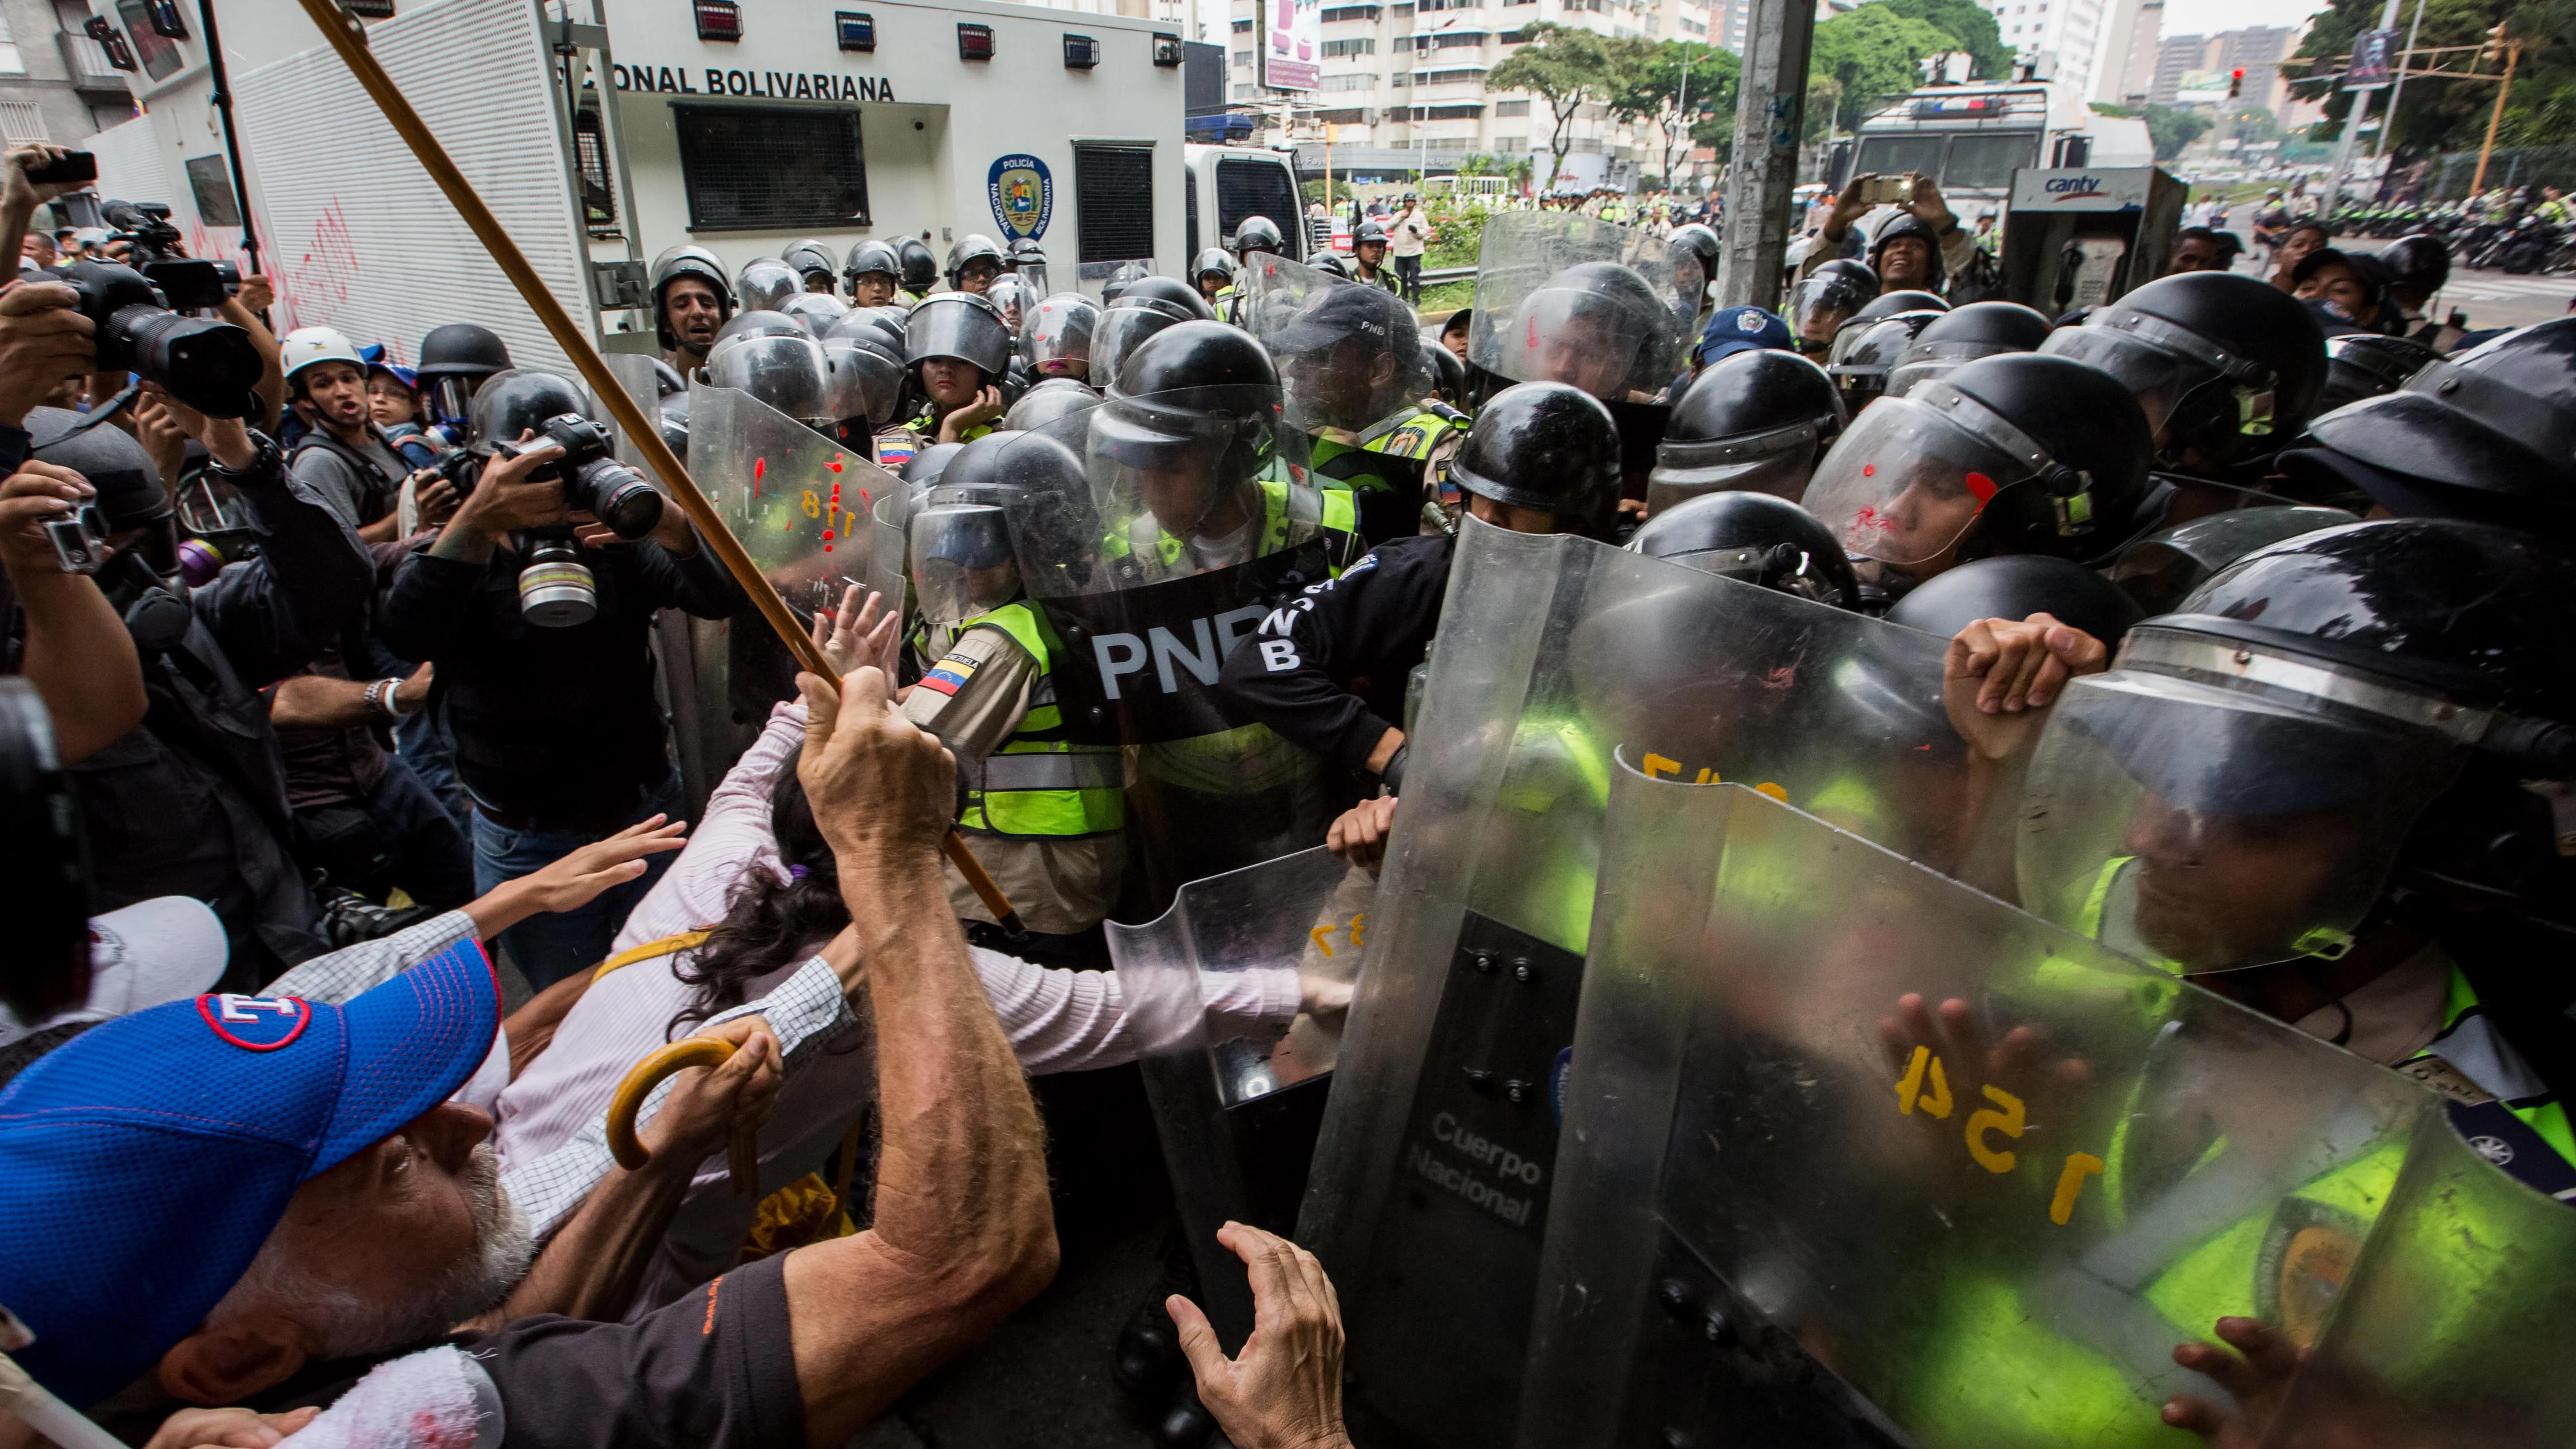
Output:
left=1299, top=518, right=1971, bottom=1448
left=994, top=385, right=1360, bottom=913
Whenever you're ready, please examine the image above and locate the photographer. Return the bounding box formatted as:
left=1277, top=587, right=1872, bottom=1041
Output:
left=378, top=369, right=746, bottom=986
left=14, top=391, right=374, bottom=982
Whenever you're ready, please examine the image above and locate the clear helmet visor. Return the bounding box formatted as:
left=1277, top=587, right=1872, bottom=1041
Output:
left=821, top=338, right=904, bottom=428
left=1007, top=388, right=1312, bottom=597
left=737, top=260, right=802, bottom=314
left=2038, top=326, right=2208, bottom=445
left=704, top=334, right=835, bottom=425
left=1886, top=339, right=2019, bottom=399
left=1799, top=394, right=2032, bottom=566
left=1787, top=274, right=1872, bottom=350
left=985, top=275, right=1033, bottom=329
left=908, top=503, right=1021, bottom=631
left=780, top=293, right=851, bottom=336
left=1491, top=288, right=1653, bottom=401
left=1091, top=306, right=1186, bottom=388
left=1023, top=293, right=1100, bottom=376
left=1644, top=424, right=1819, bottom=512
left=2020, top=670, right=2463, bottom=973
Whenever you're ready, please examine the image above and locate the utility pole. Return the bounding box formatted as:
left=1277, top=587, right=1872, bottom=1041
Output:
left=2372, top=0, right=2427, bottom=160
left=2469, top=34, right=2518, bottom=195
left=2321, top=0, right=2400, bottom=221
left=1713, top=0, right=1814, bottom=307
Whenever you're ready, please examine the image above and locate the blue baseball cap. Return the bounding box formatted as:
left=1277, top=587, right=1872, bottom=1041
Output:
left=356, top=342, right=420, bottom=391
left=0, top=939, right=498, bottom=1407
left=1693, top=305, right=1794, bottom=368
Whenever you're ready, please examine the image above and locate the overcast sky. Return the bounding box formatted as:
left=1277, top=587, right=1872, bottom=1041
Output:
left=2161, top=0, right=2332, bottom=39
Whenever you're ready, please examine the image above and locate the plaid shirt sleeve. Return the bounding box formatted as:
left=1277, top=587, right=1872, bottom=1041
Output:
left=261, top=911, right=483, bottom=1004
left=501, top=956, right=856, bottom=1242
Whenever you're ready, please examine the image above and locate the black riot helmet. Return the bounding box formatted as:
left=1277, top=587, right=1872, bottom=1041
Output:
left=946, top=234, right=1006, bottom=291
left=1649, top=348, right=1844, bottom=511
left=938, top=425, right=1086, bottom=503
left=1888, top=301, right=2052, bottom=398
left=1192, top=248, right=1239, bottom=289
left=1309, top=251, right=1356, bottom=282
left=735, top=258, right=803, bottom=314
left=649, top=246, right=733, bottom=352
left=2038, top=271, right=2327, bottom=470
left=1094, top=320, right=1285, bottom=483
left=1867, top=212, right=1948, bottom=292
left=2105, top=503, right=2359, bottom=618
left=1786, top=258, right=1879, bottom=356
left=1884, top=552, right=2141, bottom=647
left=1447, top=381, right=1620, bottom=532
left=904, top=293, right=1014, bottom=381
left=2018, top=519, right=2576, bottom=971
left=1232, top=215, right=1285, bottom=258
left=844, top=239, right=902, bottom=289
left=1803, top=352, right=2155, bottom=578
left=903, top=441, right=966, bottom=488
left=417, top=322, right=513, bottom=425
left=1828, top=311, right=1943, bottom=413
left=1092, top=277, right=1218, bottom=384
left=2314, top=332, right=2441, bottom=414
left=897, top=238, right=938, bottom=290
left=2302, top=317, right=2576, bottom=531
left=1627, top=489, right=1861, bottom=608
left=1848, top=289, right=1951, bottom=326
left=1353, top=219, right=1390, bottom=250
left=2376, top=233, right=2451, bottom=304
left=1667, top=223, right=1720, bottom=306
left=783, top=240, right=840, bottom=290
left=1427, top=342, right=1468, bottom=405
left=466, top=369, right=590, bottom=453
left=1003, top=375, right=1102, bottom=433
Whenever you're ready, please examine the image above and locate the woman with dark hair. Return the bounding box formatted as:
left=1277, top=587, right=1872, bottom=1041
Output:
left=495, top=587, right=1340, bottom=1309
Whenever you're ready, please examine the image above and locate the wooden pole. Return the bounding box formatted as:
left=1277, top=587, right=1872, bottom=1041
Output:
left=2471, top=37, right=2517, bottom=196
left=287, top=0, right=1025, bottom=934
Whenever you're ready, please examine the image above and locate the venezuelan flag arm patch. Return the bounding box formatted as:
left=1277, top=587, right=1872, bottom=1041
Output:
left=920, top=652, right=979, bottom=696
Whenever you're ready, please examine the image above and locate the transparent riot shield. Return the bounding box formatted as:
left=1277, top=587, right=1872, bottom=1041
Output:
left=2259, top=1110, right=2576, bottom=1449
left=1464, top=211, right=1688, bottom=404
left=1519, top=769, right=2434, bottom=1449
left=1104, top=846, right=1376, bottom=1346
left=867, top=486, right=911, bottom=646
left=1002, top=398, right=1350, bottom=915
left=1299, top=515, right=1972, bottom=1449
left=1241, top=252, right=1433, bottom=439
left=689, top=381, right=898, bottom=622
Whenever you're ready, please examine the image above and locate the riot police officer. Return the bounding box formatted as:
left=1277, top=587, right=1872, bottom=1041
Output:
left=649, top=244, right=732, bottom=377
left=1004, top=235, right=1049, bottom=297
left=1784, top=257, right=1879, bottom=358
left=783, top=239, right=840, bottom=293
left=736, top=256, right=801, bottom=314
left=1021, top=291, right=1103, bottom=384
left=1266, top=283, right=1460, bottom=544
left=1626, top=489, right=1862, bottom=607
left=1001, top=375, right=1101, bottom=433
left=1827, top=307, right=1945, bottom=415
left=1885, top=300, right=2052, bottom=398
left=1218, top=381, right=1618, bottom=802
left=946, top=234, right=1006, bottom=296
left=902, top=293, right=1014, bottom=446
left=896, top=430, right=1126, bottom=964
left=843, top=239, right=904, bottom=309
left=1231, top=215, right=1286, bottom=265
left=1091, top=276, right=1216, bottom=387
left=818, top=310, right=912, bottom=464
left=2309, top=331, right=2441, bottom=415
left=2038, top=270, right=2327, bottom=479
left=1801, top=351, right=2156, bottom=591
left=896, top=236, right=939, bottom=305
left=2282, top=316, right=2576, bottom=532
left=2376, top=232, right=2460, bottom=348
left=1191, top=248, right=1238, bottom=309
left=1646, top=347, right=1844, bottom=512
left=1349, top=220, right=1401, bottom=293
left=1668, top=222, right=1720, bottom=333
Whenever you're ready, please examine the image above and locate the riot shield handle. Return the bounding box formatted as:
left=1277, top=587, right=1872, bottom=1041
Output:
left=286, top=0, right=1022, bottom=941
left=606, top=1037, right=758, bottom=1194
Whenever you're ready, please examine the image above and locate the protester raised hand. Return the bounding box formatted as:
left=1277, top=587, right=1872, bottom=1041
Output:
left=1168, top=1222, right=1354, bottom=1449
left=812, top=583, right=900, bottom=685
left=1942, top=612, right=2108, bottom=761
left=463, top=815, right=688, bottom=939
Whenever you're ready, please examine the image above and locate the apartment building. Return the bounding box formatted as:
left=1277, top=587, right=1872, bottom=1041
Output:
left=2148, top=25, right=2293, bottom=112
left=0, top=0, right=139, bottom=151
left=1228, top=0, right=1718, bottom=187
left=1973, top=0, right=2107, bottom=102
left=2092, top=0, right=2158, bottom=105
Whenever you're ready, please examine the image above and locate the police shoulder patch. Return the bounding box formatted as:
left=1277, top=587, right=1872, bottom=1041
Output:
left=920, top=653, right=981, bottom=697
left=197, top=994, right=313, bottom=1052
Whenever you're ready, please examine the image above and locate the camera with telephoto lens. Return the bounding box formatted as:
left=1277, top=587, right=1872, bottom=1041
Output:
left=488, top=412, right=666, bottom=628
left=102, top=198, right=239, bottom=310
left=58, top=260, right=264, bottom=418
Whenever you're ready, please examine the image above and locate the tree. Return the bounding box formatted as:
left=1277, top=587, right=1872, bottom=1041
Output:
left=2092, top=100, right=2215, bottom=159
left=2286, top=0, right=2576, bottom=159
left=1807, top=5, right=1958, bottom=132
left=1487, top=22, right=1619, bottom=192
left=1876, top=0, right=2013, bottom=80
left=1605, top=38, right=1743, bottom=198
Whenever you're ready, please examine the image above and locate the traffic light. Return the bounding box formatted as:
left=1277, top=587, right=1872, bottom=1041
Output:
left=2228, top=66, right=2245, bottom=98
